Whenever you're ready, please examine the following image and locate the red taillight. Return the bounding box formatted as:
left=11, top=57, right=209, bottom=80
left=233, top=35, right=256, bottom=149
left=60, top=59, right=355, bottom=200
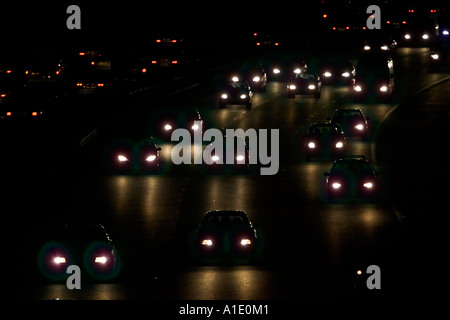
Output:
left=32, top=112, right=37, bottom=116
left=6, top=112, right=11, bottom=116
left=6, top=70, right=12, bottom=74
left=156, top=39, right=161, bottom=43
left=97, top=83, right=104, bottom=87
left=76, top=83, right=83, bottom=87
left=142, top=68, right=147, bottom=73
left=171, top=39, right=177, bottom=43
left=151, top=60, right=157, bottom=64
left=91, top=61, right=95, bottom=65
left=171, top=60, right=178, bottom=64
left=79, top=52, right=85, bottom=56
left=0, top=94, right=6, bottom=98
left=256, top=42, right=261, bottom=46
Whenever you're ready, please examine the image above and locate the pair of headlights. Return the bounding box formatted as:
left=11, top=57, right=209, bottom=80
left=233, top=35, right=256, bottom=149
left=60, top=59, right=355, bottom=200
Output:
left=117, top=155, right=157, bottom=162
left=201, top=239, right=252, bottom=246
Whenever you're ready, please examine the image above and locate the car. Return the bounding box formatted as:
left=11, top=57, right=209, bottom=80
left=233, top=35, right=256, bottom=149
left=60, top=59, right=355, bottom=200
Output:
left=429, top=40, right=450, bottom=71
left=37, top=224, right=119, bottom=282
left=111, top=138, right=162, bottom=174
left=323, top=155, right=378, bottom=202
left=303, top=123, right=346, bottom=161
left=194, top=210, right=258, bottom=262
left=203, top=135, right=250, bottom=174
left=328, top=108, right=369, bottom=140
left=149, top=106, right=204, bottom=142
left=229, top=64, right=267, bottom=92
left=398, top=18, right=437, bottom=47
left=268, top=57, right=308, bottom=81
left=219, top=81, right=253, bottom=110
left=361, top=33, right=397, bottom=55
left=353, top=53, right=394, bottom=101
left=318, top=57, right=355, bottom=86
left=287, top=73, right=321, bottom=99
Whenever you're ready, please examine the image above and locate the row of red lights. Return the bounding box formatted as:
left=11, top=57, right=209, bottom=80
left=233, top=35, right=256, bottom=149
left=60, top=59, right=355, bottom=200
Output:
left=5, top=111, right=38, bottom=117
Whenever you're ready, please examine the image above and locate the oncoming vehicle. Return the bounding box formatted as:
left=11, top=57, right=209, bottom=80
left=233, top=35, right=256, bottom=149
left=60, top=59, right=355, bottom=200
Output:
left=287, top=73, right=321, bottom=99
left=203, top=135, right=250, bottom=174
left=37, top=224, right=120, bottom=282
left=319, top=57, right=355, bottom=86
left=111, top=138, right=162, bottom=174
left=328, top=108, right=370, bottom=140
left=229, top=64, right=267, bottom=92
left=194, top=210, right=258, bottom=262
left=219, top=81, right=253, bottom=110
left=303, top=123, right=346, bottom=161
left=323, top=155, right=378, bottom=202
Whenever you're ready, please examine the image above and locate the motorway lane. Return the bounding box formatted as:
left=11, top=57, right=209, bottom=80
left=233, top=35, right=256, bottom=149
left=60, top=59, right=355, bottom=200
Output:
left=16, top=47, right=446, bottom=300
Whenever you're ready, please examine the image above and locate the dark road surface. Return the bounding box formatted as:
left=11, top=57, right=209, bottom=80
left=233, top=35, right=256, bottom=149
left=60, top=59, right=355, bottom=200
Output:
left=8, top=46, right=449, bottom=304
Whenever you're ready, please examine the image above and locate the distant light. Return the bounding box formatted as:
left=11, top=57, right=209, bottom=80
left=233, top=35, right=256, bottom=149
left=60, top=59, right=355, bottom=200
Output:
left=431, top=53, right=439, bottom=60
left=236, top=155, right=245, bottom=161
left=386, top=20, right=390, bottom=24
left=253, top=33, right=258, bottom=36
left=335, top=141, right=344, bottom=149
left=202, top=239, right=213, bottom=246
left=256, top=42, right=261, bottom=46
left=240, top=94, right=247, bottom=99
left=79, top=52, right=85, bottom=56
left=76, top=83, right=83, bottom=87
left=355, top=123, right=364, bottom=131
left=171, top=39, right=177, bottom=43
left=53, top=257, right=66, bottom=264
left=323, top=14, right=327, bottom=18
left=97, top=83, right=104, bottom=87
left=6, top=70, right=11, bottom=74
left=404, top=34, right=411, bottom=40
left=94, top=257, right=107, bottom=264
left=240, top=239, right=252, bottom=246
left=274, top=42, right=279, bottom=46
left=118, top=155, right=129, bottom=162
left=6, top=112, right=11, bottom=116
left=308, top=84, right=316, bottom=90
left=363, top=182, right=374, bottom=189
left=363, top=45, right=371, bottom=51
left=232, top=76, right=239, bottom=82
left=156, top=39, right=161, bottom=43
left=342, top=72, right=350, bottom=77
left=354, top=85, right=362, bottom=92
left=308, top=142, right=316, bottom=149
left=91, top=61, right=95, bottom=65
left=332, top=182, right=341, bottom=189
left=252, top=76, right=260, bottom=82
left=211, top=155, right=220, bottom=162
left=443, top=30, right=449, bottom=36
left=289, top=84, right=296, bottom=90
left=142, top=68, right=147, bottom=73
left=332, top=27, right=337, bottom=31
left=0, top=94, right=6, bottom=98
left=221, top=93, right=228, bottom=99
left=171, top=60, right=178, bottom=64
left=379, top=85, right=388, bottom=92
left=380, top=45, right=389, bottom=51
left=151, top=60, right=157, bottom=64
left=273, top=68, right=281, bottom=74
left=324, top=71, right=332, bottom=77
left=32, top=112, right=38, bottom=117
left=164, top=124, right=173, bottom=131
left=402, top=20, right=407, bottom=24
left=191, top=123, right=199, bottom=131
left=422, top=34, right=429, bottom=40
left=145, top=155, right=157, bottom=162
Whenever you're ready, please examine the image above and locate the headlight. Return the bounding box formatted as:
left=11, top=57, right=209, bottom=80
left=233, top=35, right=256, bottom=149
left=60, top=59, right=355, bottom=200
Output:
left=404, top=34, right=411, bottom=40
left=363, top=45, right=371, bottom=51
left=288, top=84, right=296, bottom=90
left=324, top=71, right=332, bottom=77
left=232, top=76, right=239, bottom=82
left=379, top=85, right=388, bottom=92
left=431, top=53, right=439, bottom=60
left=211, top=155, right=220, bottom=162
left=308, top=84, right=316, bottom=90
left=332, top=182, right=341, bottom=189
left=443, top=30, right=449, bottom=36
left=94, top=256, right=108, bottom=264
left=273, top=68, right=281, bottom=74
left=422, top=34, right=429, bottom=40
left=307, top=142, right=316, bottom=149
left=341, top=72, right=350, bottom=77
left=236, top=155, right=245, bottom=161
left=201, top=239, right=213, bottom=246
left=363, top=182, right=374, bottom=189
left=53, top=257, right=66, bottom=264
left=220, top=93, right=228, bottom=99
left=354, top=85, right=362, bottom=92
left=191, top=123, right=199, bottom=131
left=252, top=76, right=260, bottom=82
left=355, top=123, right=364, bottom=131
left=294, top=68, right=301, bottom=74
left=117, top=155, right=129, bottom=162
left=240, top=94, right=246, bottom=99
left=164, top=124, right=173, bottom=131
left=335, top=141, right=344, bottom=149
left=380, top=45, right=389, bottom=51
left=145, top=155, right=157, bottom=162
left=240, top=239, right=252, bottom=246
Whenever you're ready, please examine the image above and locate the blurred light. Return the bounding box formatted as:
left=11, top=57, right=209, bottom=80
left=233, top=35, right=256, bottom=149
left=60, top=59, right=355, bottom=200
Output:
left=324, top=71, right=332, bottom=77
left=0, top=94, right=6, bottom=97
left=323, top=14, right=327, bottom=18
left=142, top=68, right=147, bottom=73
left=252, top=76, right=260, bottom=82
left=294, top=68, right=301, bottom=74
left=232, top=76, right=239, bottom=82
left=422, top=34, right=429, bottom=40
left=220, top=93, right=228, bottom=99
left=171, top=60, right=178, bottom=64
left=308, top=84, right=316, bottom=90
left=404, top=34, right=411, bottom=40
left=256, top=42, right=261, bottom=46
left=443, top=30, right=449, bottom=36
left=332, top=182, right=341, bottom=189
left=363, top=182, right=374, bottom=189
left=95, top=256, right=107, bottom=264
left=402, top=20, right=407, bottom=24
left=274, top=42, right=279, bottom=46
left=32, top=112, right=37, bottom=117
left=76, top=83, right=83, bottom=86
left=6, top=112, right=11, bottom=116
left=25, top=70, right=29, bottom=75
left=355, top=123, right=364, bottom=131
left=240, top=94, right=246, bottom=99
left=308, top=142, right=316, bottom=149
left=53, top=257, right=66, bottom=264
left=91, top=61, right=95, bottom=65
left=164, top=124, right=173, bottom=131
left=289, top=84, right=296, bottom=90
left=202, top=239, right=213, bottom=246
left=253, top=33, right=258, bottom=36
left=273, top=68, right=280, bottom=74
left=431, top=53, right=439, bottom=60
left=386, top=20, right=390, bottom=24
left=171, top=39, right=177, bottom=43
left=354, top=85, right=362, bottom=92
left=191, top=123, right=199, bottom=131
left=342, top=72, right=350, bottom=77
left=357, top=269, right=363, bottom=275
left=363, top=45, right=371, bottom=51
left=79, top=52, right=85, bottom=56
left=380, top=45, right=389, bottom=51
left=118, top=155, right=129, bottom=162
left=151, top=60, right=157, bottom=64
left=211, top=155, right=220, bottom=162
left=379, top=85, right=388, bottom=92
left=156, top=39, right=161, bottom=43
left=335, top=141, right=344, bottom=148
left=240, top=239, right=252, bottom=246
left=236, top=155, right=245, bottom=161
left=145, top=155, right=157, bottom=162
left=97, top=83, right=104, bottom=87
